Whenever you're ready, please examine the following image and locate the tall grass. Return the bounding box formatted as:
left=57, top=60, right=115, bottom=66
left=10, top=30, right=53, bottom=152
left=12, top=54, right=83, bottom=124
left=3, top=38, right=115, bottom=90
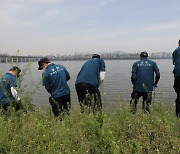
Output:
left=0, top=102, right=179, bottom=154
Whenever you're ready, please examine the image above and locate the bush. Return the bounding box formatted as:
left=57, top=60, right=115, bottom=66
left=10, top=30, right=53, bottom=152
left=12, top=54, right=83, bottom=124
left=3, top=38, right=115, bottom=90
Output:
left=0, top=103, right=179, bottom=154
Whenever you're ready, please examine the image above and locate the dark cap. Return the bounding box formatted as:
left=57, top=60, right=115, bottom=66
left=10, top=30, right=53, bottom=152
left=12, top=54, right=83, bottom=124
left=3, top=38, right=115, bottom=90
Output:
left=38, top=58, right=50, bottom=70
left=9, top=66, right=21, bottom=77
left=92, top=54, right=100, bottom=58
left=140, top=51, right=148, bottom=57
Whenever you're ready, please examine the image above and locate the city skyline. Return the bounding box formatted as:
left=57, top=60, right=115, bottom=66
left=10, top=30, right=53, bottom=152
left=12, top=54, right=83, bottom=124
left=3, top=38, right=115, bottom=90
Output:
left=0, top=0, right=180, bottom=56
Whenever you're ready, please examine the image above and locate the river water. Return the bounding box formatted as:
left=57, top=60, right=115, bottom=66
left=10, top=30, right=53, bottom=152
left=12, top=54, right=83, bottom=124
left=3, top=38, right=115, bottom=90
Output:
left=0, top=59, right=176, bottom=108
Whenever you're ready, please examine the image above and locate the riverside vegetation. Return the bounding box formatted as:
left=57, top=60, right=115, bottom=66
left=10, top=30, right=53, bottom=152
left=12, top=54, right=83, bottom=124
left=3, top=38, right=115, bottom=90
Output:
left=0, top=63, right=179, bottom=154
left=0, top=102, right=179, bottom=154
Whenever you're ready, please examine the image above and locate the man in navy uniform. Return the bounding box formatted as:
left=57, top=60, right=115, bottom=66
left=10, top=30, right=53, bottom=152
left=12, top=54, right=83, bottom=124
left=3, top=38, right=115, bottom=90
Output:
left=0, top=66, right=22, bottom=111
left=172, top=39, right=180, bottom=117
left=130, top=51, right=160, bottom=113
left=75, top=54, right=105, bottom=112
left=38, top=58, right=71, bottom=116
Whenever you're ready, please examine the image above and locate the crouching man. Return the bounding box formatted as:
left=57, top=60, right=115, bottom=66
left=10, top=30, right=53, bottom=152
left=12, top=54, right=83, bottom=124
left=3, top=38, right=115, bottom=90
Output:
left=130, top=51, right=160, bottom=113
left=75, top=54, right=105, bottom=113
left=0, top=66, right=22, bottom=111
left=38, top=58, right=71, bottom=117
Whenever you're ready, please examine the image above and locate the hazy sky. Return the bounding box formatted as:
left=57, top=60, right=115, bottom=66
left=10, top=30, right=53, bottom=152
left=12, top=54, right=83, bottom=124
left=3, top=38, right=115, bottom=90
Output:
left=0, top=0, right=179, bottom=56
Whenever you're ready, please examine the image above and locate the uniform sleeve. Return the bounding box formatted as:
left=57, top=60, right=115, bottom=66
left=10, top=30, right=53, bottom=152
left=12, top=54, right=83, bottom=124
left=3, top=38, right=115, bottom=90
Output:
left=100, top=59, right=105, bottom=72
left=131, top=63, right=137, bottom=73
left=10, top=76, right=17, bottom=87
left=172, top=49, right=176, bottom=65
left=153, top=62, right=159, bottom=71
left=42, top=72, right=52, bottom=93
left=64, top=67, right=70, bottom=81
left=42, top=72, right=49, bottom=86
left=131, top=63, right=137, bottom=82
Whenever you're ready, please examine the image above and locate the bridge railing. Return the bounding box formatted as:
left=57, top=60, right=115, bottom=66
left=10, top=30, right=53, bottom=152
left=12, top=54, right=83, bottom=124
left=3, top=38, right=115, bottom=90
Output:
left=0, top=55, right=43, bottom=63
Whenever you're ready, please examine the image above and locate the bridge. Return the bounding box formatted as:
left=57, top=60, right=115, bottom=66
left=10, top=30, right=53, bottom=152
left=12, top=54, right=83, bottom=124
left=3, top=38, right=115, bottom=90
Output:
left=0, top=52, right=172, bottom=63
left=0, top=54, right=43, bottom=63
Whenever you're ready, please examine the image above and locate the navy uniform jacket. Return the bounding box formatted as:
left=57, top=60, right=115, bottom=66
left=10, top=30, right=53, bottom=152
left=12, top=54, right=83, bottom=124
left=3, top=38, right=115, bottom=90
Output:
left=172, top=46, right=180, bottom=77
left=0, top=73, right=17, bottom=104
left=42, top=63, right=70, bottom=98
left=132, top=58, right=159, bottom=92
left=75, top=58, right=105, bottom=88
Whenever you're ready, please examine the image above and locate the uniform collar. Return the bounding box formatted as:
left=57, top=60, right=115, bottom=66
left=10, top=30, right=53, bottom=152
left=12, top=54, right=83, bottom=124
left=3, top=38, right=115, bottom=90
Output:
left=140, top=57, right=148, bottom=60
left=6, top=72, right=14, bottom=76
left=46, top=63, right=54, bottom=69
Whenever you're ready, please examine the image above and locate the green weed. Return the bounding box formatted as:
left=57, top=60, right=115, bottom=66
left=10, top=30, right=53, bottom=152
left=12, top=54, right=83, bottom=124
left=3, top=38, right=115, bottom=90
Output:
left=0, top=102, right=179, bottom=154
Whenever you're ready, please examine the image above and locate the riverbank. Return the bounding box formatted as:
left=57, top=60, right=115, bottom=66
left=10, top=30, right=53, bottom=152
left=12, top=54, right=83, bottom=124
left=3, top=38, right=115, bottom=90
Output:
left=0, top=103, right=179, bottom=153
